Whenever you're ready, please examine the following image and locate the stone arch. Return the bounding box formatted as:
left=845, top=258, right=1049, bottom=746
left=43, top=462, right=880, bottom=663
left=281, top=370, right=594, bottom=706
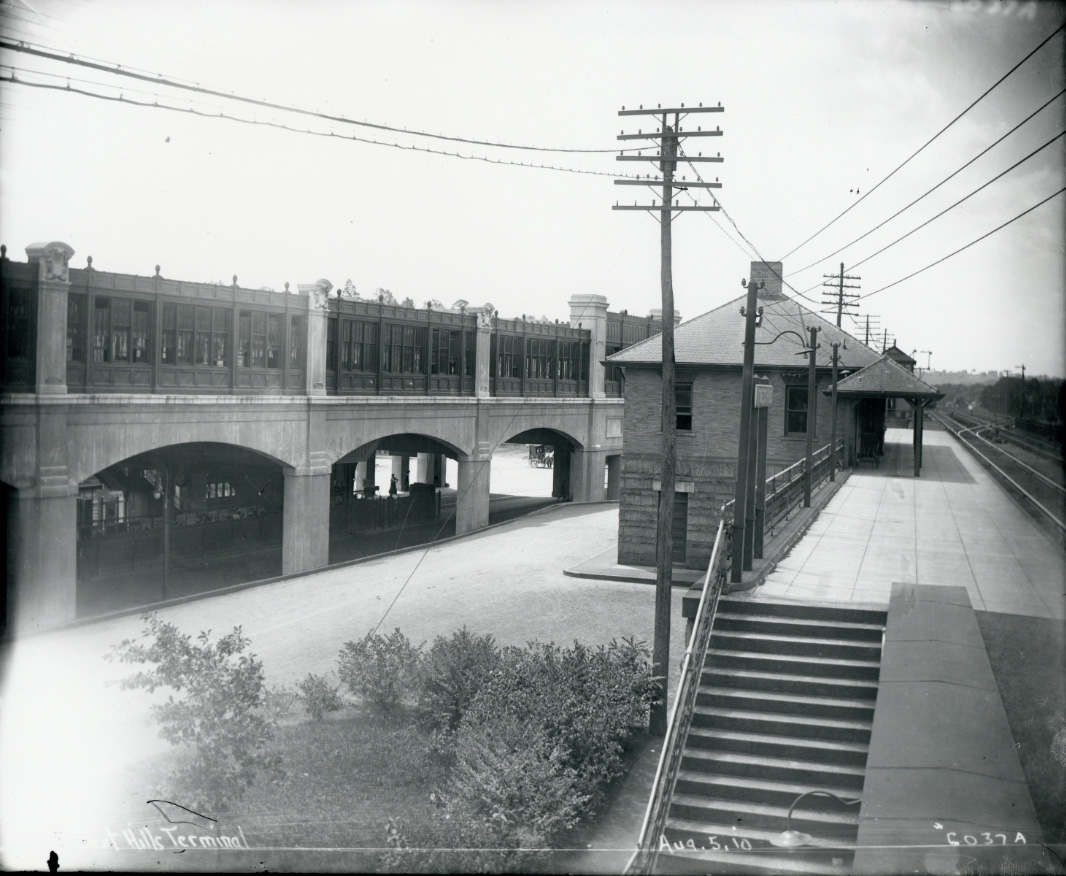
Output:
left=499, top=426, right=583, bottom=450
left=69, top=427, right=302, bottom=488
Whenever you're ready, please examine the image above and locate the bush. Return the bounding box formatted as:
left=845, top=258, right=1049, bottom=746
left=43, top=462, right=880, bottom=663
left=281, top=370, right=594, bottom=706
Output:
left=338, top=628, right=422, bottom=715
left=261, top=684, right=300, bottom=723
left=418, top=627, right=500, bottom=732
left=459, top=637, right=658, bottom=812
left=107, top=613, right=281, bottom=812
left=296, top=672, right=344, bottom=721
left=449, top=711, right=588, bottom=844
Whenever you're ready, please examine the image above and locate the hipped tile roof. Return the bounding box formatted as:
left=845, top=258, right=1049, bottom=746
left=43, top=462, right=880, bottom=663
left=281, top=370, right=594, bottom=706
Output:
left=830, top=355, right=945, bottom=399
left=606, top=293, right=882, bottom=371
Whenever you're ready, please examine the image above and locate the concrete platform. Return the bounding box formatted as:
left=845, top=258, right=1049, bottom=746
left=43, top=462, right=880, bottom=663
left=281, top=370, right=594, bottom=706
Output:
left=563, top=546, right=705, bottom=586
left=853, top=583, right=1056, bottom=875
left=755, top=428, right=1066, bottom=619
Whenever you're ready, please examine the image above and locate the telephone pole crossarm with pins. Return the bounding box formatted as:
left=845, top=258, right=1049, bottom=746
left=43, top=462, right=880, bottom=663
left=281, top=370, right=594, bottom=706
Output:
left=821, top=263, right=861, bottom=328
left=614, top=101, right=723, bottom=736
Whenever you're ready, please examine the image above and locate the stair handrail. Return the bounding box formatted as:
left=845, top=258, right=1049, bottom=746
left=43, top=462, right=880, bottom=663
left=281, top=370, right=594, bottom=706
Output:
left=624, top=518, right=728, bottom=875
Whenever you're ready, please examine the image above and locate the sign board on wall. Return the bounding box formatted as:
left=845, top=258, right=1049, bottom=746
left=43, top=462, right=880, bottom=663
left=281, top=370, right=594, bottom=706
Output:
left=754, top=383, right=773, bottom=408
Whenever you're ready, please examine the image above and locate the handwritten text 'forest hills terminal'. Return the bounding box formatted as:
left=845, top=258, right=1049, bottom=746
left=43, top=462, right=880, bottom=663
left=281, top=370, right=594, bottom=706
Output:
left=104, top=825, right=250, bottom=851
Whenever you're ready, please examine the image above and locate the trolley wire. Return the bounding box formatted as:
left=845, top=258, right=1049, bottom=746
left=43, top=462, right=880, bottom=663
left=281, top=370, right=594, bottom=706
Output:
left=785, top=87, right=1066, bottom=278
left=843, top=128, right=1065, bottom=274
left=779, top=18, right=1066, bottom=261
left=854, top=184, right=1066, bottom=302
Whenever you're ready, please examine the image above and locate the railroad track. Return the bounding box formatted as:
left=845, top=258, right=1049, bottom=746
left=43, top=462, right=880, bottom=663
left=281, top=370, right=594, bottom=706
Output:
left=934, top=412, right=1065, bottom=536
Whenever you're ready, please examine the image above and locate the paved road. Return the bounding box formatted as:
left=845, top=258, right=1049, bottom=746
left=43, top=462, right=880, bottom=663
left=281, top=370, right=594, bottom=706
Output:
left=0, top=502, right=687, bottom=871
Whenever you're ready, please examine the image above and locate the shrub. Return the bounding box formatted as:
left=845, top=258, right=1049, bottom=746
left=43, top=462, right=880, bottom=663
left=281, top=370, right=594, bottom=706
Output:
left=107, top=613, right=280, bottom=812
left=338, top=628, right=422, bottom=715
left=418, top=627, right=500, bottom=732
left=260, top=684, right=300, bottom=723
left=459, top=637, right=658, bottom=812
left=296, top=672, right=344, bottom=721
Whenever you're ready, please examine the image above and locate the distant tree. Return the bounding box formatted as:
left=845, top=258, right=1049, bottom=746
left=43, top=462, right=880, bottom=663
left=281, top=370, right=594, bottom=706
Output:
left=425, top=298, right=445, bottom=310
left=376, top=288, right=396, bottom=304
left=341, top=279, right=360, bottom=300
left=400, top=297, right=416, bottom=309
left=451, top=299, right=470, bottom=311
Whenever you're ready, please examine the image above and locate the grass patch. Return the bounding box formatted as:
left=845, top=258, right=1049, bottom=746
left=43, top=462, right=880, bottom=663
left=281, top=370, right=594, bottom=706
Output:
left=977, top=610, right=1066, bottom=843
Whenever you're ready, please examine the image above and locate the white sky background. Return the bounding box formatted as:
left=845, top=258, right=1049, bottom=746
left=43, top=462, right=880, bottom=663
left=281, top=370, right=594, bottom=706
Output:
left=0, top=0, right=1063, bottom=376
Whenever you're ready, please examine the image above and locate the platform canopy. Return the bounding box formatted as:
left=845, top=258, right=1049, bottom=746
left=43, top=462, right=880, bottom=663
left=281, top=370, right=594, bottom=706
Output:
left=826, top=356, right=944, bottom=477
left=826, top=355, right=944, bottom=402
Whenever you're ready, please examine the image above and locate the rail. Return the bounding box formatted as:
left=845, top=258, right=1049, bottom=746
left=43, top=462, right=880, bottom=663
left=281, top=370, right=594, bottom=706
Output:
left=624, top=519, right=728, bottom=876
left=936, top=413, right=1065, bottom=533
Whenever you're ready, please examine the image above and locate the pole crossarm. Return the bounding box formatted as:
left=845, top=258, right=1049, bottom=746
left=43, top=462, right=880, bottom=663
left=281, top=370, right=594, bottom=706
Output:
left=618, top=130, right=722, bottom=141
left=618, top=105, right=724, bottom=116
left=616, top=154, right=723, bottom=163
left=613, top=179, right=722, bottom=188
left=612, top=204, right=721, bottom=211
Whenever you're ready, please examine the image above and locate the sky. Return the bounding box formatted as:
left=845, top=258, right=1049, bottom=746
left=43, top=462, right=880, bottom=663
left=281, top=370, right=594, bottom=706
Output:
left=0, top=0, right=1063, bottom=376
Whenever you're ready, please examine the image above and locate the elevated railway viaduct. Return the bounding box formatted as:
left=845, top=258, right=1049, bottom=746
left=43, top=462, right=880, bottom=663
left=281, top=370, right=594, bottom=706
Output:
left=2, top=241, right=658, bottom=632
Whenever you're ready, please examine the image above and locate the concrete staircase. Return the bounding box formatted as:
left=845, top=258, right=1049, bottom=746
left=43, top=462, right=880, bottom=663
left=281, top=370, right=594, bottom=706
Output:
left=657, top=596, right=887, bottom=875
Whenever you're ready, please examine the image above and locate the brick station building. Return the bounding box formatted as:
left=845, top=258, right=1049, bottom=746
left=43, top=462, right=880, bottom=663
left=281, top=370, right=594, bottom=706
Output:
left=607, top=261, right=887, bottom=570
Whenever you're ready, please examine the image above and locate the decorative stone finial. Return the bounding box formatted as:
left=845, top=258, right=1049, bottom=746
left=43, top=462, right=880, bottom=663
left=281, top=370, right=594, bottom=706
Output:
left=0, top=245, right=6, bottom=260
left=25, top=241, right=74, bottom=283
left=284, top=282, right=290, bottom=292
left=86, top=255, right=93, bottom=270
left=154, top=264, right=161, bottom=278
left=232, top=275, right=238, bottom=286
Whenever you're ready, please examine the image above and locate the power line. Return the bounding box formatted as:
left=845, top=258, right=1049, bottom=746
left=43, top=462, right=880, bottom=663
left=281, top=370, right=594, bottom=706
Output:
left=855, top=185, right=1066, bottom=302
left=0, top=73, right=644, bottom=180
left=676, top=145, right=825, bottom=308
left=845, top=129, right=1064, bottom=273
left=0, top=36, right=641, bottom=155
left=780, top=18, right=1066, bottom=261
left=785, top=86, right=1066, bottom=278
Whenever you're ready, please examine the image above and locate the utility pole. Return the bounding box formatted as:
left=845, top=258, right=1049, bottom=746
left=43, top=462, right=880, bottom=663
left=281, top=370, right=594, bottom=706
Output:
left=731, top=278, right=762, bottom=584
left=862, top=314, right=880, bottom=347
left=615, top=102, right=723, bottom=736
left=821, top=263, right=861, bottom=328
left=804, top=326, right=820, bottom=507
left=829, top=343, right=840, bottom=481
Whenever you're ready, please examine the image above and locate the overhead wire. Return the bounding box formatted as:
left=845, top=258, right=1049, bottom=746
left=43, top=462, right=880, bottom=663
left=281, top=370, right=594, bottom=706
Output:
left=785, top=87, right=1066, bottom=278
left=0, top=36, right=647, bottom=154
left=779, top=18, right=1066, bottom=261
left=854, top=185, right=1066, bottom=302
left=0, top=72, right=646, bottom=180
left=843, top=129, right=1065, bottom=274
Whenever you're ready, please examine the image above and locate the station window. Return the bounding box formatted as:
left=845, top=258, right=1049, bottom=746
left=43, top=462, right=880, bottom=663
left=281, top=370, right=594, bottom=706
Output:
left=676, top=382, right=693, bottom=431
left=163, top=303, right=228, bottom=366
left=67, top=296, right=86, bottom=363
left=266, top=314, right=282, bottom=368
left=497, top=335, right=520, bottom=378
left=339, top=319, right=378, bottom=371
left=91, top=297, right=151, bottom=364
left=431, top=328, right=462, bottom=375
left=464, top=331, right=475, bottom=377
left=205, top=482, right=236, bottom=500
left=786, top=386, right=808, bottom=435
left=290, top=315, right=304, bottom=368
left=384, top=324, right=426, bottom=374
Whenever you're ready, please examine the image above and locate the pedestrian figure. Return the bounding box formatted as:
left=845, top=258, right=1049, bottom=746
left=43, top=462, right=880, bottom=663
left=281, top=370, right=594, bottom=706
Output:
left=389, top=474, right=398, bottom=497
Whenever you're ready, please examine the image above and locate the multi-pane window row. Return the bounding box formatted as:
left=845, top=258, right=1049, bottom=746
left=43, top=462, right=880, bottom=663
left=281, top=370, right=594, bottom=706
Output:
left=205, top=482, right=235, bottom=500
left=385, top=324, right=426, bottom=373
left=494, top=336, right=588, bottom=381
left=93, top=297, right=150, bottom=364
left=339, top=319, right=379, bottom=371
left=68, top=297, right=302, bottom=368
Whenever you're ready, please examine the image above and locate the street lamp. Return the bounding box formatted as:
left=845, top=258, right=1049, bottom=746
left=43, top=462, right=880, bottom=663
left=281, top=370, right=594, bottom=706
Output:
left=770, top=789, right=862, bottom=849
